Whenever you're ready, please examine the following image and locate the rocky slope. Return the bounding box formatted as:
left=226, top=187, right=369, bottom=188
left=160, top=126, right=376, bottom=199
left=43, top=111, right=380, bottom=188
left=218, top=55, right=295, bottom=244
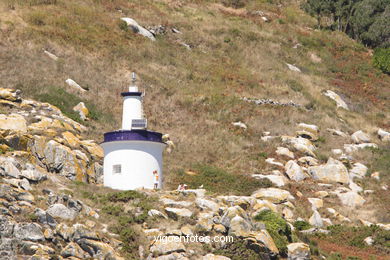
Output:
left=1, top=87, right=389, bottom=259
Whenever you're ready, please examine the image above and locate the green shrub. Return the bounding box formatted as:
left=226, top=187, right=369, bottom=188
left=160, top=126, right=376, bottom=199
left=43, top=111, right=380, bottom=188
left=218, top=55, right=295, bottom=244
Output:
left=102, top=205, right=123, bottom=216
left=254, top=210, right=292, bottom=256
left=174, top=164, right=273, bottom=195
left=373, top=48, right=390, bottom=74
left=293, top=220, right=311, bottom=231
left=213, top=239, right=270, bottom=260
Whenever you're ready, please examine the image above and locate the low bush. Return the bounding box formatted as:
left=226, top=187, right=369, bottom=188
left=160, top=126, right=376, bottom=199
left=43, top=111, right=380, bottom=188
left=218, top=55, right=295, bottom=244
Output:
left=293, top=220, right=311, bottom=231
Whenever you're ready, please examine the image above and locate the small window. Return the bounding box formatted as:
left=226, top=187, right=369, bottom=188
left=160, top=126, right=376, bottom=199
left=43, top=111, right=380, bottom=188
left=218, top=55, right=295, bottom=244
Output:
left=113, top=164, right=121, bottom=174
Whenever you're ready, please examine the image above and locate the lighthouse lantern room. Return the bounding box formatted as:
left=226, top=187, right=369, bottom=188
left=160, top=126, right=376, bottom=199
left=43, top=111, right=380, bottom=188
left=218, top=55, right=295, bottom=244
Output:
left=101, top=73, right=165, bottom=190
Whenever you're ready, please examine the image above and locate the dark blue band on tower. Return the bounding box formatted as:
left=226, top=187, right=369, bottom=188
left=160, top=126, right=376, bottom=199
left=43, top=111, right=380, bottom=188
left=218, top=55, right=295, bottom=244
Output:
left=103, top=130, right=163, bottom=143
left=121, top=92, right=142, bottom=97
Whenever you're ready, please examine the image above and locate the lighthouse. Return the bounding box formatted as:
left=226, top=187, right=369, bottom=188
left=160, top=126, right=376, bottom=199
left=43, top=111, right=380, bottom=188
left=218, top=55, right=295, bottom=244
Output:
left=101, top=73, right=166, bottom=190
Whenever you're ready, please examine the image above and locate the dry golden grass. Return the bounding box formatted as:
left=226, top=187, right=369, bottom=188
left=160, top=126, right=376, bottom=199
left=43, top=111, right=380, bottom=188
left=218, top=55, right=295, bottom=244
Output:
left=0, top=0, right=389, bottom=192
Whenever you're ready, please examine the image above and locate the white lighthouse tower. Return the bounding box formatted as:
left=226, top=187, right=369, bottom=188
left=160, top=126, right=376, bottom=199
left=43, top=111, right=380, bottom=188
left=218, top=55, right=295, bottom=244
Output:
left=101, top=73, right=166, bottom=190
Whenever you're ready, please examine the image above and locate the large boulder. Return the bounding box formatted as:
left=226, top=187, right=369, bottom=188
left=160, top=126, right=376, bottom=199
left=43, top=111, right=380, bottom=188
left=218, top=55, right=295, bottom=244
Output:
left=276, top=147, right=294, bottom=159
left=20, top=163, right=46, bottom=182
left=252, top=188, right=294, bottom=203
left=196, top=198, right=219, bottom=212
left=309, top=210, right=323, bottom=228
left=378, top=129, right=390, bottom=142
left=324, top=90, right=349, bottom=110
left=337, top=191, right=365, bottom=208
left=351, top=130, right=371, bottom=144
left=120, top=18, right=156, bottom=41
left=285, top=160, right=308, bottom=182
left=14, top=223, right=44, bottom=241
left=47, top=203, right=78, bottom=221
left=249, top=230, right=279, bottom=254
left=228, top=215, right=252, bottom=236
left=349, top=163, right=368, bottom=179
left=282, top=136, right=316, bottom=157
left=308, top=158, right=349, bottom=184
left=43, top=140, right=84, bottom=180
left=165, top=207, right=193, bottom=219
left=0, top=114, right=27, bottom=132
left=150, top=236, right=186, bottom=255
left=252, top=174, right=287, bottom=187
left=0, top=156, right=21, bottom=178
left=287, top=243, right=310, bottom=260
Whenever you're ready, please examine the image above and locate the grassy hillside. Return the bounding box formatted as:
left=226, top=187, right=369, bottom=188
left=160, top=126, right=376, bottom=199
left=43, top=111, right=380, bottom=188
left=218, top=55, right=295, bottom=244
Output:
left=0, top=0, right=389, bottom=190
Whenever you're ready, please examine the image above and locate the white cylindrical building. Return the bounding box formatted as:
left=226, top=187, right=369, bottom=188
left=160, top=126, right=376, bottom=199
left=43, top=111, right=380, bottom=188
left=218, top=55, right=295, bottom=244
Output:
left=101, top=74, right=166, bottom=190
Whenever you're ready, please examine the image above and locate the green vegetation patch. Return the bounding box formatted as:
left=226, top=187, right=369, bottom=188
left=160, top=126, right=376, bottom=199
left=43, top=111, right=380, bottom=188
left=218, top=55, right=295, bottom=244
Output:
left=254, top=210, right=292, bottom=256
left=327, top=224, right=390, bottom=252
left=373, top=48, right=390, bottom=74
left=34, top=86, right=110, bottom=123
left=174, top=164, right=272, bottom=196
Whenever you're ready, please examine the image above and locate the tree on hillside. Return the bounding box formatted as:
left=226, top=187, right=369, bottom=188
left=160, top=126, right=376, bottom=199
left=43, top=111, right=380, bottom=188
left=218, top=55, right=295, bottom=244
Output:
left=350, top=0, right=390, bottom=47
left=302, top=0, right=334, bottom=28
left=302, top=0, right=390, bottom=48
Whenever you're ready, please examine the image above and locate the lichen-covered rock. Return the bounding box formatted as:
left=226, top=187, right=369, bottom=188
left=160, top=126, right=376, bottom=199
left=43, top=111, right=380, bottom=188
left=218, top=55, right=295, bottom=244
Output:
left=0, top=156, right=21, bottom=178
left=47, top=203, right=78, bottom=221
left=14, top=223, right=44, bottom=242
left=0, top=88, right=22, bottom=102
left=77, top=238, right=123, bottom=259
left=62, top=131, right=81, bottom=148
left=43, top=140, right=84, bottom=180
left=73, top=102, right=89, bottom=121
left=287, top=242, right=310, bottom=260
left=20, top=164, right=46, bottom=182
left=61, top=242, right=87, bottom=258
left=0, top=114, right=27, bottom=133
left=252, top=188, right=294, bottom=203
left=228, top=215, right=252, bottom=236
left=282, top=136, right=316, bottom=157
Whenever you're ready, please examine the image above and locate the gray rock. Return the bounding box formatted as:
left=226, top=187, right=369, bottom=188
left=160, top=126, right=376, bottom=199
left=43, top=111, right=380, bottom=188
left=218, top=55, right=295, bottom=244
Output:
left=61, top=242, right=86, bottom=258
left=195, top=198, right=219, bottom=212
left=120, top=18, right=156, bottom=41
left=0, top=157, right=20, bottom=178
left=14, top=223, right=44, bottom=241
left=20, top=164, right=46, bottom=182
left=47, top=203, right=78, bottom=221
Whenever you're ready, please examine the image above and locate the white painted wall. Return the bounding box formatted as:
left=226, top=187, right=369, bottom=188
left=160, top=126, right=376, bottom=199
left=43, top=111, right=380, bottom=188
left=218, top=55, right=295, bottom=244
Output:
left=122, top=96, right=143, bottom=130
left=102, top=140, right=165, bottom=190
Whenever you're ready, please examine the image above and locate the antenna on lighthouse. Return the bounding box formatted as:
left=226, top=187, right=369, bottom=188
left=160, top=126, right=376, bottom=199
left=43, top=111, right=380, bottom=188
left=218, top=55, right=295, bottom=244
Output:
left=131, top=72, right=136, bottom=84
